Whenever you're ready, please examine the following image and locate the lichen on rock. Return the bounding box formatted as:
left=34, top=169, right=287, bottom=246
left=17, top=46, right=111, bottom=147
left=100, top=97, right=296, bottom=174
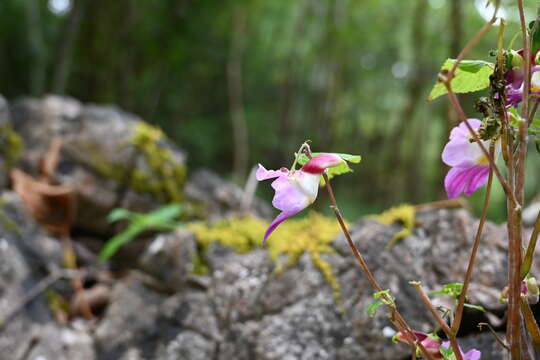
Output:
left=0, top=123, right=24, bottom=169
left=129, top=121, right=187, bottom=203
left=373, top=204, right=416, bottom=248
left=188, top=211, right=344, bottom=301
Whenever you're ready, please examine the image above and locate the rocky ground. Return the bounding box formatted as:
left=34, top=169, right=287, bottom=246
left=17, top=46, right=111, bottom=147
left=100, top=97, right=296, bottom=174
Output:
left=0, top=95, right=520, bottom=359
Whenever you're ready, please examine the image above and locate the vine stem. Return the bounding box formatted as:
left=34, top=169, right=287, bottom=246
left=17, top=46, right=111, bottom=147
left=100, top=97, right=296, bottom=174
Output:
left=521, top=210, right=540, bottom=279
left=507, top=2, right=530, bottom=358
left=315, top=167, right=436, bottom=360
left=296, top=144, right=437, bottom=360
left=447, top=0, right=498, bottom=77
left=451, top=146, right=494, bottom=335
left=410, top=282, right=463, bottom=360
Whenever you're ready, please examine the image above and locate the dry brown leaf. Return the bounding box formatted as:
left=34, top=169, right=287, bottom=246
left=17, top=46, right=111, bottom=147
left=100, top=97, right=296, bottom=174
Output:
left=10, top=137, right=76, bottom=237
left=11, top=168, right=75, bottom=237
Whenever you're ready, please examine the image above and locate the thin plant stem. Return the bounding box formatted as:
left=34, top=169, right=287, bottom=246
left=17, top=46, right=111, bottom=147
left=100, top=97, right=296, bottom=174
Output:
left=521, top=210, right=540, bottom=279
left=448, top=2, right=498, bottom=77
left=507, top=2, right=529, bottom=358
left=299, top=143, right=438, bottom=360
left=451, top=146, right=494, bottom=335
left=521, top=298, right=540, bottom=355
left=319, top=170, right=436, bottom=360
left=410, top=282, right=463, bottom=360
left=478, top=322, right=510, bottom=350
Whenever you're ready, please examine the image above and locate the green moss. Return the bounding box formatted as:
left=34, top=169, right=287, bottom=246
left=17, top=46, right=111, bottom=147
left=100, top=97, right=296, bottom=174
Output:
left=84, top=121, right=187, bottom=203
left=373, top=204, right=416, bottom=249
left=188, top=212, right=343, bottom=303
left=0, top=124, right=24, bottom=168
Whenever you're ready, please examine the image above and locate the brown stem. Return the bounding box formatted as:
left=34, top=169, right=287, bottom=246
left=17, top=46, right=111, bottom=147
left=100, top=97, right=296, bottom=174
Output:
left=521, top=210, right=540, bottom=279
left=451, top=146, right=494, bottom=335
left=507, top=2, right=529, bottom=358
left=447, top=3, right=497, bottom=77
left=478, top=322, right=510, bottom=350
left=410, top=282, right=463, bottom=360
left=521, top=298, right=540, bottom=354
left=320, top=171, right=436, bottom=360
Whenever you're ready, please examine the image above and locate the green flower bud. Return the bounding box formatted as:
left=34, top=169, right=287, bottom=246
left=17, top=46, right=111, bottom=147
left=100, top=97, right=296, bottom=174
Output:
left=510, top=50, right=524, bottom=68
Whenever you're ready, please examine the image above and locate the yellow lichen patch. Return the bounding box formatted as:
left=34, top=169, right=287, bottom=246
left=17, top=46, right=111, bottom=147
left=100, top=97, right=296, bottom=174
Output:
left=188, top=212, right=343, bottom=303
left=130, top=121, right=186, bottom=203
left=373, top=204, right=416, bottom=249
left=0, top=124, right=24, bottom=168
left=82, top=121, right=187, bottom=203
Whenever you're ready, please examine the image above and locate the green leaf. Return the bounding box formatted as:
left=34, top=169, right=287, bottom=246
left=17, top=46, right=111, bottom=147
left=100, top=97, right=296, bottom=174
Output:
left=530, top=19, right=540, bottom=52
left=428, top=59, right=494, bottom=101
left=367, top=299, right=383, bottom=317
left=99, top=204, right=184, bottom=260
left=428, top=283, right=464, bottom=297
left=296, top=152, right=362, bottom=184
left=439, top=344, right=457, bottom=360
left=99, top=224, right=145, bottom=260
left=366, top=289, right=394, bottom=317
left=107, top=208, right=135, bottom=222
left=464, top=303, right=486, bottom=312
left=144, top=204, right=182, bottom=224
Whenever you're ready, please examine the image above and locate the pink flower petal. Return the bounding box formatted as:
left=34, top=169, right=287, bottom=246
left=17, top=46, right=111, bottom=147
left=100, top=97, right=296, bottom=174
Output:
left=444, top=166, right=489, bottom=199
left=301, top=153, right=343, bottom=174
left=263, top=209, right=302, bottom=244
left=449, top=119, right=481, bottom=140
left=464, top=165, right=490, bottom=195
left=270, top=173, right=314, bottom=212
left=442, top=137, right=477, bottom=167
left=256, top=164, right=287, bottom=181
left=463, top=349, right=482, bottom=360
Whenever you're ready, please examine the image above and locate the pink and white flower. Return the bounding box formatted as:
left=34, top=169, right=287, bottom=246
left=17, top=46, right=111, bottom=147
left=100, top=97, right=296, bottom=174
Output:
left=441, top=341, right=481, bottom=360
left=442, top=119, right=499, bottom=199
left=256, top=153, right=343, bottom=243
left=395, top=331, right=481, bottom=359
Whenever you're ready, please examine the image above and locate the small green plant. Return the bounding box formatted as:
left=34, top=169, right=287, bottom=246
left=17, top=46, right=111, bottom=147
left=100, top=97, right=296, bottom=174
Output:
left=99, top=204, right=183, bottom=260
left=366, top=289, right=395, bottom=317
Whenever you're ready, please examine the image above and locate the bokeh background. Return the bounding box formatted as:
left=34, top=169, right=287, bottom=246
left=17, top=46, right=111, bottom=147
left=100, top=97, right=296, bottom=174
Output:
left=1, top=0, right=539, bottom=221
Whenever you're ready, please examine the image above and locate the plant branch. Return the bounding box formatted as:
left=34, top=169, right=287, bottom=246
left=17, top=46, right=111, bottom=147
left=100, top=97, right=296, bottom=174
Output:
left=521, top=210, right=540, bottom=279
left=478, top=322, right=510, bottom=351
left=410, top=282, right=463, bottom=360
left=448, top=1, right=498, bottom=77
left=451, top=146, right=494, bottom=335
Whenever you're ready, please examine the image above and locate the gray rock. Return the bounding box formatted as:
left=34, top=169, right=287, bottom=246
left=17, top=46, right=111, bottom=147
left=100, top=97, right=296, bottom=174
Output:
left=93, top=207, right=509, bottom=360
left=10, top=95, right=187, bottom=235
left=139, top=230, right=197, bottom=291
left=0, top=191, right=86, bottom=359
left=185, top=169, right=273, bottom=222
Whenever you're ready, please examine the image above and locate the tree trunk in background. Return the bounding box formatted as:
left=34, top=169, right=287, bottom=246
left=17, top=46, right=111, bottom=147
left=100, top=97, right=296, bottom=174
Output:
left=228, top=5, right=248, bottom=184
left=51, top=0, right=85, bottom=94
left=24, top=0, right=46, bottom=96
left=440, top=0, right=463, bottom=190
left=382, top=0, right=428, bottom=203
left=403, top=0, right=428, bottom=201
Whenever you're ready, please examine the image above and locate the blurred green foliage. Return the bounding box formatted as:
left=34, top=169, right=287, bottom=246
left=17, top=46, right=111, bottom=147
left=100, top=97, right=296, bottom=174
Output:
left=1, top=0, right=539, bottom=221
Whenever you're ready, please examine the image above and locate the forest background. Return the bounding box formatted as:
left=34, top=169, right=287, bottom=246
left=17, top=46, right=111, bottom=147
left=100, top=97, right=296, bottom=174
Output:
left=2, top=0, right=539, bottom=222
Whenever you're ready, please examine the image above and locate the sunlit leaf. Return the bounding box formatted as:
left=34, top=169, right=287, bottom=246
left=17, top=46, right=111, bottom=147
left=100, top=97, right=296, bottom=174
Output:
left=428, top=59, right=494, bottom=101
left=464, top=303, right=486, bottom=312
left=428, top=282, right=464, bottom=297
